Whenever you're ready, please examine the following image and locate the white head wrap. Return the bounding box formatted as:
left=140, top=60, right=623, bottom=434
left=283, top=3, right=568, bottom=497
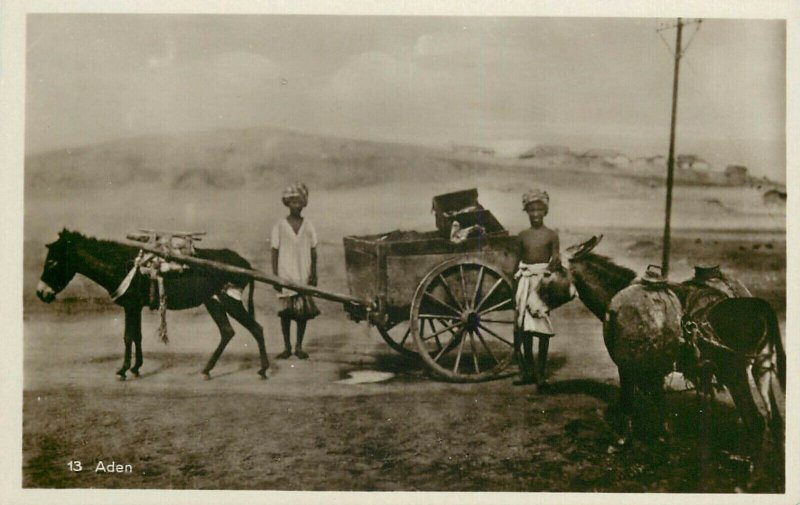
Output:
left=522, top=189, right=549, bottom=210
left=282, top=182, right=309, bottom=207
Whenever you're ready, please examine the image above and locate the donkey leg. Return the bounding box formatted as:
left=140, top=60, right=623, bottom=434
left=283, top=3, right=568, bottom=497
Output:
left=696, top=363, right=715, bottom=493
left=767, top=373, right=785, bottom=447
left=752, top=357, right=784, bottom=445
left=219, top=295, right=270, bottom=379
left=717, top=363, right=768, bottom=485
left=116, top=306, right=137, bottom=380
left=202, top=298, right=236, bottom=379
left=718, top=364, right=766, bottom=440
left=616, top=368, right=635, bottom=446
left=642, top=374, right=670, bottom=440
left=129, top=307, right=144, bottom=377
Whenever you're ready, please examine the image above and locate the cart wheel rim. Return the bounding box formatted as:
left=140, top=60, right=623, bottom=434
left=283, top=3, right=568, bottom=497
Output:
left=376, top=319, right=418, bottom=358
left=410, top=256, right=516, bottom=382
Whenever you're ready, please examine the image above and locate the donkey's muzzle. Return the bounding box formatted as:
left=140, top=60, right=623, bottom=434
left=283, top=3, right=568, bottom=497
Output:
left=36, top=281, right=56, bottom=303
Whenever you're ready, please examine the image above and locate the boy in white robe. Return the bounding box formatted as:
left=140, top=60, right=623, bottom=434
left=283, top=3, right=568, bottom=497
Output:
left=271, top=183, right=320, bottom=359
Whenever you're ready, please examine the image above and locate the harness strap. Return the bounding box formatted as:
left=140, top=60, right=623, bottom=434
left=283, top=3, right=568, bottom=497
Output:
left=111, top=266, right=138, bottom=301
left=110, top=250, right=172, bottom=345
left=111, top=251, right=153, bottom=301
left=157, top=276, right=168, bottom=344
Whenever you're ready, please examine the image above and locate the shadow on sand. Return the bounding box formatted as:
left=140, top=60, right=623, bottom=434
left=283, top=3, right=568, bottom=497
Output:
left=543, top=376, right=784, bottom=492
left=367, top=351, right=570, bottom=384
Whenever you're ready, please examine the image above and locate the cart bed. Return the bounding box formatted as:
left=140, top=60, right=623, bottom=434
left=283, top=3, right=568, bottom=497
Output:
left=343, top=229, right=518, bottom=321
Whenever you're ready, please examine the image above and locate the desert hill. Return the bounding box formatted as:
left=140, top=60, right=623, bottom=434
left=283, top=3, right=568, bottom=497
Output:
left=25, top=127, right=498, bottom=191
left=25, top=126, right=783, bottom=193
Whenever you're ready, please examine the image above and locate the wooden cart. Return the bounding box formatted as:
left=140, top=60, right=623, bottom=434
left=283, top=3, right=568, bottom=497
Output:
left=343, top=227, right=520, bottom=382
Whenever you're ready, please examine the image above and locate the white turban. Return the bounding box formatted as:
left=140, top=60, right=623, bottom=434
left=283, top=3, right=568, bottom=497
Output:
left=282, top=182, right=309, bottom=207
left=522, top=189, right=549, bottom=210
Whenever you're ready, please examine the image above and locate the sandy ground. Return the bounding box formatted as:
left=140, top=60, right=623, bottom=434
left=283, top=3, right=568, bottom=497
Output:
left=22, top=303, right=784, bottom=492
left=22, top=180, right=785, bottom=492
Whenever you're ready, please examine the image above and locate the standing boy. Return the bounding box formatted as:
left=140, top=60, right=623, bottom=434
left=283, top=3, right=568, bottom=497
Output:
left=271, top=182, right=320, bottom=359
left=515, top=189, right=561, bottom=389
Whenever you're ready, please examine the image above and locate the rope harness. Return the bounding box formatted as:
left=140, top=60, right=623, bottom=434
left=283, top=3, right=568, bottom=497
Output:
left=679, top=317, right=724, bottom=394
left=113, top=230, right=204, bottom=344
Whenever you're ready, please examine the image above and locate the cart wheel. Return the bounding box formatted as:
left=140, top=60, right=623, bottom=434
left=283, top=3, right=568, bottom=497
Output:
left=376, top=320, right=418, bottom=358
left=411, top=257, right=517, bottom=382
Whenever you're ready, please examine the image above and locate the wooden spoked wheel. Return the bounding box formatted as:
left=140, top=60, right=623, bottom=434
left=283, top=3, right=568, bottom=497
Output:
left=376, top=319, right=417, bottom=358
left=411, top=257, right=517, bottom=382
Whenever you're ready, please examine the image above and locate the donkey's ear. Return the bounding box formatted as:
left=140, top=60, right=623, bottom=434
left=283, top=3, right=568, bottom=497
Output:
left=566, top=235, right=602, bottom=260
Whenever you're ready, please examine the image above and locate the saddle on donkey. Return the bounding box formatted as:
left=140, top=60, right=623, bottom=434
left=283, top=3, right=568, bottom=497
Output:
left=678, top=265, right=785, bottom=424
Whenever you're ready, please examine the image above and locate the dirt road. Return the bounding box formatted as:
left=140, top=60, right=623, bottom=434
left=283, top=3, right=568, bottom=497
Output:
left=22, top=295, right=783, bottom=491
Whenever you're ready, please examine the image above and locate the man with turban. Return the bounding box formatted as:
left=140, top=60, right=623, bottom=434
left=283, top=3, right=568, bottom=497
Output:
left=514, top=188, right=562, bottom=389
left=271, top=182, right=320, bottom=359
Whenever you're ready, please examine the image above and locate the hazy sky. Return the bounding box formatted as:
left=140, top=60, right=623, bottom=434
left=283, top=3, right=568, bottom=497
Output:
left=26, top=15, right=785, bottom=180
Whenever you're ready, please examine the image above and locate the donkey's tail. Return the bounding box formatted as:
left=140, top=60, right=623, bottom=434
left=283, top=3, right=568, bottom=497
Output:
left=248, top=279, right=256, bottom=319
left=766, top=304, right=785, bottom=390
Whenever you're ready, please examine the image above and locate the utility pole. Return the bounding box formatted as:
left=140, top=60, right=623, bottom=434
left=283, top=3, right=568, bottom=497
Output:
left=658, top=18, right=701, bottom=278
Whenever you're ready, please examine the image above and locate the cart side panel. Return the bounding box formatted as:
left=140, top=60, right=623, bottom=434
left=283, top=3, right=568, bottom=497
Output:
left=384, top=233, right=515, bottom=257
left=383, top=237, right=519, bottom=308
left=343, top=237, right=380, bottom=303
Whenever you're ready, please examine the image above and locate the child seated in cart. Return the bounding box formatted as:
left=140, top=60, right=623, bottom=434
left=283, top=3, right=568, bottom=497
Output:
left=515, top=189, right=561, bottom=389
left=271, top=182, right=320, bottom=359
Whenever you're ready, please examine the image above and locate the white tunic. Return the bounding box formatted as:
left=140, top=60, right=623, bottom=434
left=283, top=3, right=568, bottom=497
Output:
left=271, top=218, right=318, bottom=296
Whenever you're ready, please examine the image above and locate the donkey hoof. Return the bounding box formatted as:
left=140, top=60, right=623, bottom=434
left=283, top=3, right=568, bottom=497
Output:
left=202, top=372, right=211, bottom=381
left=258, top=372, right=268, bottom=380
left=131, top=371, right=141, bottom=379
left=116, top=374, right=127, bottom=381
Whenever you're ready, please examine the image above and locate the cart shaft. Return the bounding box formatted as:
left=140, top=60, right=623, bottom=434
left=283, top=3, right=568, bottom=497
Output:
left=118, top=240, right=373, bottom=308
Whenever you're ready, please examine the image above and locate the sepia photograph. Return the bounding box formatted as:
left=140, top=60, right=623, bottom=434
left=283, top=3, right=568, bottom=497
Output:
left=5, top=1, right=794, bottom=501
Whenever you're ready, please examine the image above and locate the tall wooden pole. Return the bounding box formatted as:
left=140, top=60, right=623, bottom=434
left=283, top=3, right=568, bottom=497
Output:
left=661, top=18, right=684, bottom=278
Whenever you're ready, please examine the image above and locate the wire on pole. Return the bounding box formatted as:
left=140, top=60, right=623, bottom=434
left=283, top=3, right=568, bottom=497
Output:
left=658, top=30, right=677, bottom=58
left=681, top=19, right=703, bottom=56
left=656, top=18, right=702, bottom=59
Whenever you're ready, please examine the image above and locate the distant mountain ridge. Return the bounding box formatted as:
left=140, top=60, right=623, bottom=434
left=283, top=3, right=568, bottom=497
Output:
left=26, top=126, right=490, bottom=191
left=25, top=126, right=783, bottom=191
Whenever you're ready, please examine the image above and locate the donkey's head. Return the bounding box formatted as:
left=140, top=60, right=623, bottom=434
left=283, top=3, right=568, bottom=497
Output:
left=540, top=235, right=637, bottom=319
left=36, top=229, right=79, bottom=303
left=564, top=235, right=609, bottom=289
left=532, top=236, right=603, bottom=311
